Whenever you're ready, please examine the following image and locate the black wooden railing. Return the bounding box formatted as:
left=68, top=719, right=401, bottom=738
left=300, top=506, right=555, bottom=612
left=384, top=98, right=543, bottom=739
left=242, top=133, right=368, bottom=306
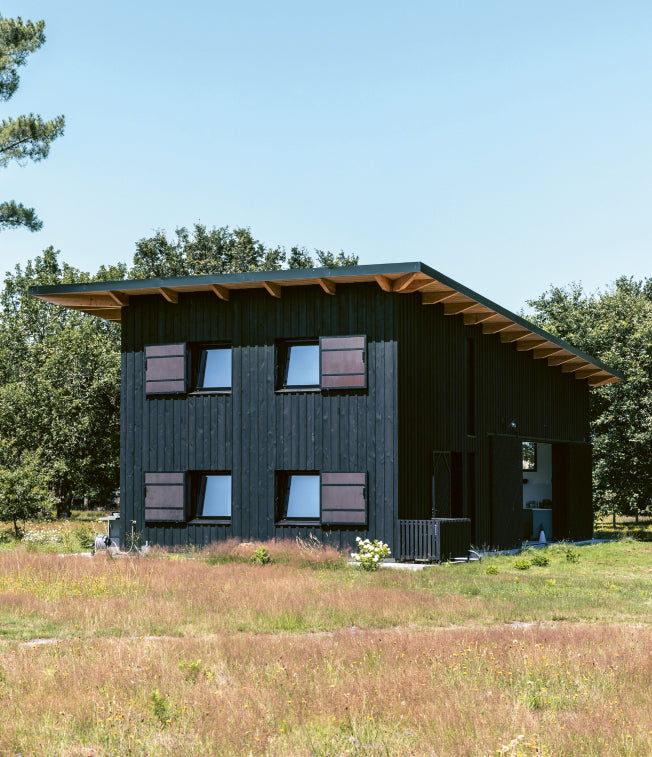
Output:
left=397, top=518, right=471, bottom=562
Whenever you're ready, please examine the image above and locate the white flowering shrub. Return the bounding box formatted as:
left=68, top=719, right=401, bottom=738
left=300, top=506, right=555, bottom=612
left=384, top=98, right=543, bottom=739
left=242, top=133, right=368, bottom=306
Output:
left=351, top=537, right=390, bottom=571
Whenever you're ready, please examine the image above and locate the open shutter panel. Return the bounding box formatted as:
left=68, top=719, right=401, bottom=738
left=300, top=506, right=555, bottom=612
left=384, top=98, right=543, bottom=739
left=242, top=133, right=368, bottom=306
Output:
left=320, top=336, right=366, bottom=389
left=144, top=472, right=186, bottom=522
left=321, top=472, right=367, bottom=525
left=145, top=343, right=186, bottom=394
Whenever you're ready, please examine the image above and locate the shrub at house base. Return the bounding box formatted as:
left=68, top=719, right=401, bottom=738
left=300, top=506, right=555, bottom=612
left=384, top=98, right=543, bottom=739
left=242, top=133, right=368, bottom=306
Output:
left=351, top=537, right=390, bottom=571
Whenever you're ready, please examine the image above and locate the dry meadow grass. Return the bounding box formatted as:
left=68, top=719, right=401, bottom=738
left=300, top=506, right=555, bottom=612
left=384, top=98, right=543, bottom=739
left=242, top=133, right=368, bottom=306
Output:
left=0, top=537, right=650, bottom=756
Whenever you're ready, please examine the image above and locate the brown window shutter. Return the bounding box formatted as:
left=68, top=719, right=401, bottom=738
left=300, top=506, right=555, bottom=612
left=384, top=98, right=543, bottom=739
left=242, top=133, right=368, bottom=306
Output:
left=145, top=343, right=186, bottom=394
left=144, top=472, right=186, bottom=522
left=321, top=472, right=367, bottom=525
left=320, top=336, right=366, bottom=389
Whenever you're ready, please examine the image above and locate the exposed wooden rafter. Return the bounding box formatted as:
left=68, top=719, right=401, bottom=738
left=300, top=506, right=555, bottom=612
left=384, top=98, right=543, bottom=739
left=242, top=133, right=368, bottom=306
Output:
left=532, top=347, right=564, bottom=359
left=515, top=338, right=549, bottom=352
left=422, top=290, right=457, bottom=305
left=482, top=320, right=514, bottom=334
left=392, top=272, right=419, bottom=292
left=463, top=311, right=495, bottom=326
left=263, top=281, right=282, bottom=299
left=158, top=287, right=178, bottom=304
left=107, top=290, right=129, bottom=306
left=443, top=300, right=477, bottom=315
left=374, top=274, right=393, bottom=292
left=548, top=353, right=578, bottom=367
left=210, top=284, right=230, bottom=301
left=317, top=278, right=336, bottom=295
left=499, top=329, right=531, bottom=343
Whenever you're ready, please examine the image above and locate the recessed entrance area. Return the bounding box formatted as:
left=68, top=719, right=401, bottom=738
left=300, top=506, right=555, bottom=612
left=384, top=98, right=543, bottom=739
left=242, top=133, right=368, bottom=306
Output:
left=522, top=441, right=552, bottom=540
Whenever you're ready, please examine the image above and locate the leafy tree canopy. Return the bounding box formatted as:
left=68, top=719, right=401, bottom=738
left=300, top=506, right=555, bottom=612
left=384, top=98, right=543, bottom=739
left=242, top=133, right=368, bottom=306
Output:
left=527, top=277, right=652, bottom=518
left=0, top=14, right=64, bottom=232
left=130, top=224, right=358, bottom=279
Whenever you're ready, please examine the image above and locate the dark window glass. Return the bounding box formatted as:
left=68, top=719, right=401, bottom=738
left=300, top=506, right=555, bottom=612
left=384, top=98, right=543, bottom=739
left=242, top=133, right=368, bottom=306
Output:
left=198, top=474, right=231, bottom=517
left=198, top=347, right=231, bottom=389
left=284, top=344, right=319, bottom=387
left=283, top=474, right=320, bottom=519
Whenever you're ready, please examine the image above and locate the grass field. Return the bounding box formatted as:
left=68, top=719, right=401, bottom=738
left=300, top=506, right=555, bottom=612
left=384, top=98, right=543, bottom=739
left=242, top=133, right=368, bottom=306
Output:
left=0, top=532, right=650, bottom=756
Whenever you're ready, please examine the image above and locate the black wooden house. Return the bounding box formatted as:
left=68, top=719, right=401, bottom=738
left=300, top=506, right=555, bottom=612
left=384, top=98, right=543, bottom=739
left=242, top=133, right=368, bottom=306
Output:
left=31, top=262, right=621, bottom=557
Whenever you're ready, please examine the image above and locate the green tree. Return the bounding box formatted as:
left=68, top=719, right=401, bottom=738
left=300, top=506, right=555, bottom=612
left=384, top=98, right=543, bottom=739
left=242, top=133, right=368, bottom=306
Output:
left=0, top=14, right=64, bottom=231
left=527, top=278, right=652, bottom=522
left=0, top=447, right=54, bottom=536
left=129, top=224, right=358, bottom=279
left=0, top=248, right=123, bottom=517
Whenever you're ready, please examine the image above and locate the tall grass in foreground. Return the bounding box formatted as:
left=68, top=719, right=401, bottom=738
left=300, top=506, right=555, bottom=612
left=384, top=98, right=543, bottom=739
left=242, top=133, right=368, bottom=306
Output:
left=0, top=626, right=650, bottom=756
left=0, top=540, right=650, bottom=755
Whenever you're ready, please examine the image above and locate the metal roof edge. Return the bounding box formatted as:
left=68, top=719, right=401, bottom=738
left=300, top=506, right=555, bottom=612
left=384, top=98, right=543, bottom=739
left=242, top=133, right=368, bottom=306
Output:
left=27, top=261, right=425, bottom=296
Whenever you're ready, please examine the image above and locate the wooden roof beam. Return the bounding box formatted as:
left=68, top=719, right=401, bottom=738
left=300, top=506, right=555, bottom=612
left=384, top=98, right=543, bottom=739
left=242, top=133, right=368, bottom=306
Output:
left=392, top=272, right=419, bottom=292
left=443, top=300, right=477, bottom=315
left=263, top=281, right=282, bottom=298
left=561, top=360, right=589, bottom=373
left=107, top=290, right=129, bottom=306
left=516, top=338, right=549, bottom=351
left=422, top=290, right=457, bottom=305
left=548, top=353, right=577, bottom=366
left=210, top=284, right=230, bottom=301
left=499, top=329, right=531, bottom=343
left=374, top=274, right=393, bottom=292
left=532, top=347, right=564, bottom=359
left=317, top=278, right=336, bottom=295
left=463, top=311, right=495, bottom=325
left=588, top=375, right=620, bottom=386
left=400, top=277, right=435, bottom=293
left=158, top=287, right=178, bottom=304
left=574, top=367, right=605, bottom=379
left=482, top=320, right=514, bottom=334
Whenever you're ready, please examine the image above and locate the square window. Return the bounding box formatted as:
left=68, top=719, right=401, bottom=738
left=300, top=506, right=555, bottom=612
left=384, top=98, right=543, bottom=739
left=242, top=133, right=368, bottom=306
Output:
left=281, top=342, right=319, bottom=387
left=278, top=473, right=320, bottom=520
left=196, top=346, right=231, bottom=390
left=197, top=474, right=232, bottom=518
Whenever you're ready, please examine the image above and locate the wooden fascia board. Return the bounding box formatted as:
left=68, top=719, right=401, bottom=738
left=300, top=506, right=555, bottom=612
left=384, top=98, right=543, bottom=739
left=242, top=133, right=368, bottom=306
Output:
left=42, top=295, right=121, bottom=308
left=210, top=284, right=230, bottom=301
left=262, top=281, right=282, bottom=298
left=422, top=290, right=457, bottom=305
left=317, top=278, right=336, bottom=295
left=158, top=287, right=178, bottom=304
left=374, top=274, right=393, bottom=292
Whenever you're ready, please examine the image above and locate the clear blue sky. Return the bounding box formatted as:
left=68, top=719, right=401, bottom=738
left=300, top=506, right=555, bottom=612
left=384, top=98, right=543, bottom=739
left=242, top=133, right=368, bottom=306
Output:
left=2, top=0, right=651, bottom=312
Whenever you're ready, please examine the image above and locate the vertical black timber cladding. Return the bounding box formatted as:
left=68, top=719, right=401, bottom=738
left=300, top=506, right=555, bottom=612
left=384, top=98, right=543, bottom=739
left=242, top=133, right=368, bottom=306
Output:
left=432, top=451, right=451, bottom=518
left=552, top=442, right=592, bottom=541
left=145, top=343, right=186, bottom=394
left=320, top=335, right=366, bottom=389
left=321, top=472, right=367, bottom=524
left=144, top=472, right=185, bottom=522
left=489, top=435, right=522, bottom=548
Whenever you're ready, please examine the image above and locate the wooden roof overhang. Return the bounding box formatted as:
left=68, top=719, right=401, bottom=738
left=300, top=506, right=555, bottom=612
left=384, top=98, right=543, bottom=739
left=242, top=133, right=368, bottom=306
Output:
left=29, top=262, right=623, bottom=387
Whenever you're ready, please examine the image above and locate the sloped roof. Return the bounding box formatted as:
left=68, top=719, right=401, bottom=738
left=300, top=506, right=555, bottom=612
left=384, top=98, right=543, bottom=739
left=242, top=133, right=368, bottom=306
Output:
left=29, top=261, right=622, bottom=387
